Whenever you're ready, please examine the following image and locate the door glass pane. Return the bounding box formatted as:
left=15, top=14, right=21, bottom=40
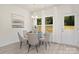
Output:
left=45, top=16, right=53, bottom=32
left=37, top=17, right=42, bottom=32
left=64, top=16, right=75, bottom=30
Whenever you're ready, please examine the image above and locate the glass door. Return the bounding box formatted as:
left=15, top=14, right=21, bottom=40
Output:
left=37, top=17, right=42, bottom=32
left=45, top=16, right=53, bottom=33
left=62, top=15, right=75, bottom=45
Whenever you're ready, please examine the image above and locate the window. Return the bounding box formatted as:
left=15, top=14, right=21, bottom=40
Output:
left=37, top=17, right=42, bottom=32
left=37, top=18, right=42, bottom=25
left=45, top=16, right=53, bottom=32
left=64, top=16, right=75, bottom=30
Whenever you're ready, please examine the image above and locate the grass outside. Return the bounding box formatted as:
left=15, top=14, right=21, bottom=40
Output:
left=64, top=26, right=75, bottom=30
left=37, top=26, right=41, bottom=32
left=37, top=25, right=53, bottom=32
left=37, top=25, right=75, bottom=32
left=45, top=26, right=53, bottom=32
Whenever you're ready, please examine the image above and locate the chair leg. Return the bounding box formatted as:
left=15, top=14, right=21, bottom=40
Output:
left=28, top=44, right=31, bottom=53
left=26, top=40, right=28, bottom=45
left=45, top=42, right=47, bottom=50
left=48, top=42, right=50, bottom=46
left=20, top=41, right=22, bottom=48
left=36, top=45, right=38, bottom=53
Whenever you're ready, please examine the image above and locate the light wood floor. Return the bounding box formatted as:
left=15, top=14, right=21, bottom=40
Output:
left=0, top=42, right=79, bottom=54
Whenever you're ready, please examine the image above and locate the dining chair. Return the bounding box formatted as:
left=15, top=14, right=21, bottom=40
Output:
left=39, top=32, right=50, bottom=49
left=23, top=30, right=28, bottom=38
left=27, top=33, right=39, bottom=53
left=38, top=32, right=42, bottom=40
left=17, top=32, right=27, bottom=48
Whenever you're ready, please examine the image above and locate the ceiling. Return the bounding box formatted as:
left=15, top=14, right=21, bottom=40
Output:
left=14, top=4, right=79, bottom=12
left=15, top=4, right=55, bottom=12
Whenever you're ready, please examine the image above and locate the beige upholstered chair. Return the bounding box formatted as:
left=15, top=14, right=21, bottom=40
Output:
left=39, top=32, right=50, bottom=49
left=23, top=30, right=28, bottom=39
left=27, top=33, right=39, bottom=53
left=17, top=32, right=27, bottom=48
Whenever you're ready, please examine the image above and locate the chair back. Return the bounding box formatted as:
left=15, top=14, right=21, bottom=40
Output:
left=27, top=33, right=39, bottom=45
left=17, top=32, right=23, bottom=42
left=23, top=30, right=28, bottom=38
left=38, top=32, right=42, bottom=40
left=44, top=32, right=50, bottom=42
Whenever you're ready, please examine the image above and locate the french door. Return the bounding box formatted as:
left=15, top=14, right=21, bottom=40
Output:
left=62, top=15, right=76, bottom=45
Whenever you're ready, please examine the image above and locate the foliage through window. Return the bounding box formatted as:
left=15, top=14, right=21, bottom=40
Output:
left=37, top=18, right=42, bottom=25
left=45, top=17, right=53, bottom=24
left=64, top=16, right=74, bottom=26
left=64, top=16, right=75, bottom=30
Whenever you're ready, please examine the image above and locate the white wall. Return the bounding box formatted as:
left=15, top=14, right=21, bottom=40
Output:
left=0, top=5, right=32, bottom=47
left=32, top=5, right=79, bottom=47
